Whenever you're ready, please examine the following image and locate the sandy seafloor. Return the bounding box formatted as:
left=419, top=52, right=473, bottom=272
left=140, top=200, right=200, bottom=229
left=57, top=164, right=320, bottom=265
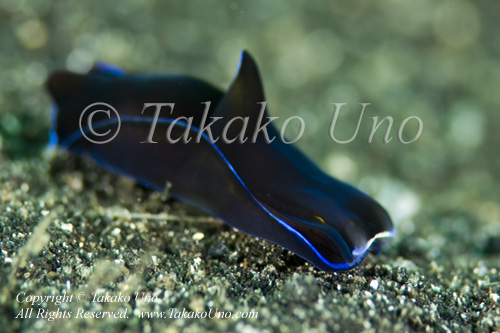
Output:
left=1, top=1, right=499, bottom=332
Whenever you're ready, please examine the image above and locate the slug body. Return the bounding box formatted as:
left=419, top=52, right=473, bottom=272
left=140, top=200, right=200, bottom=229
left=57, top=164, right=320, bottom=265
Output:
left=47, top=51, right=395, bottom=272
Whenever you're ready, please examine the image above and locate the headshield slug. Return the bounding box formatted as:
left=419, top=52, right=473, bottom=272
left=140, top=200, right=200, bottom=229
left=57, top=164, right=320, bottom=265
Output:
left=46, top=51, right=395, bottom=272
